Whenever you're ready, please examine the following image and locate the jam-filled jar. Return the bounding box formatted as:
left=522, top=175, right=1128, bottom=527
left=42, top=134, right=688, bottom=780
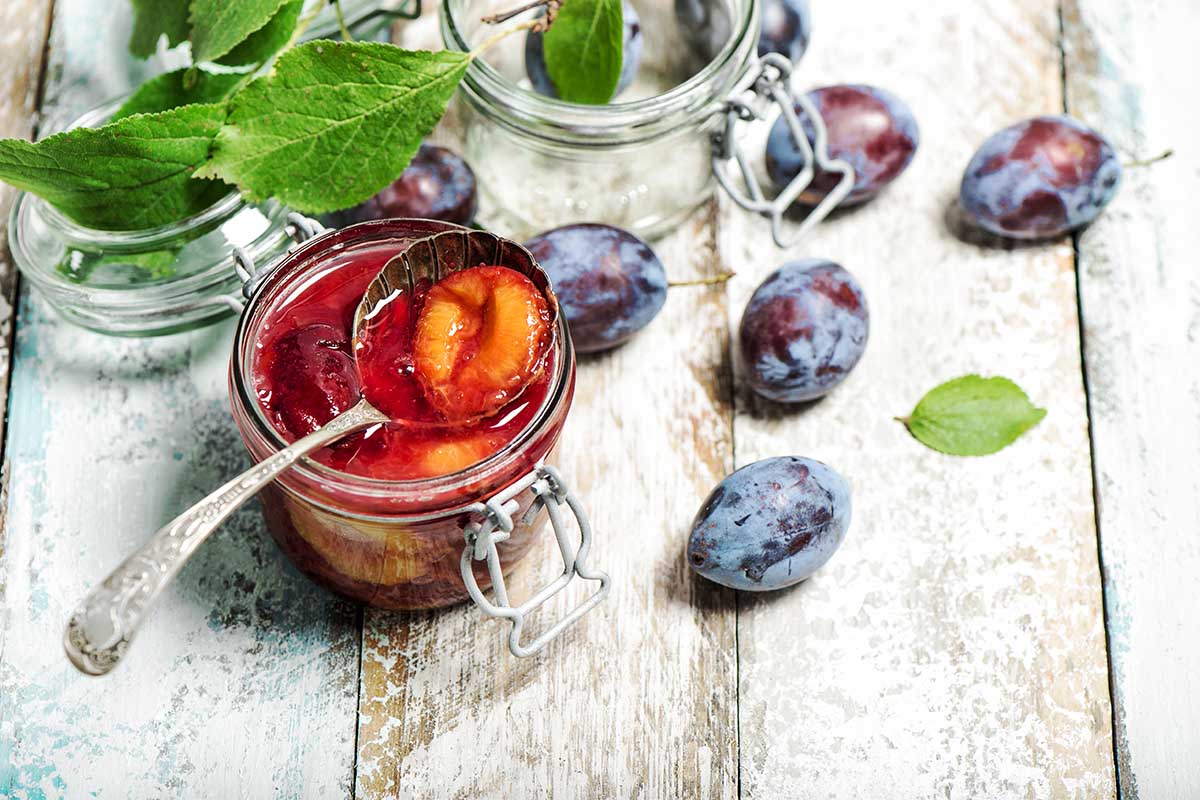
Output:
left=227, top=219, right=608, bottom=656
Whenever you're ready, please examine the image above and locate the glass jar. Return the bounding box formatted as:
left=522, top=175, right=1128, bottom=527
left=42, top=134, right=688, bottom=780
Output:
left=8, top=99, right=295, bottom=337
left=228, top=220, right=606, bottom=648
left=439, top=0, right=758, bottom=239
left=306, top=0, right=422, bottom=41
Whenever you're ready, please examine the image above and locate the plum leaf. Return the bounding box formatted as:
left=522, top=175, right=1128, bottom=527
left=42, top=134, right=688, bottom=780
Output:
left=902, top=374, right=1046, bottom=456
left=0, top=104, right=230, bottom=231
left=542, top=0, right=624, bottom=104
left=189, top=0, right=293, bottom=63
left=112, top=68, right=245, bottom=119
left=198, top=41, right=470, bottom=214
left=129, top=0, right=191, bottom=58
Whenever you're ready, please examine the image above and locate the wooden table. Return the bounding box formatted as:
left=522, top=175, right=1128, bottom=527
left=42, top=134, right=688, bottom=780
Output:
left=1, top=0, right=1196, bottom=797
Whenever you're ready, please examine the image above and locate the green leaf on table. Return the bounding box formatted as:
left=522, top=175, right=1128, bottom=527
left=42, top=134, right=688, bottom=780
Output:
left=198, top=41, right=470, bottom=214
left=900, top=375, right=1047, bottom=456
left=189, top=0, right=292, bottom=63
left=542, top=0, right=624, bottom=104
left=112, top=68, right=244, bottom=119
left=217, top=0, right=305, bottom=66
left=0, top=104, right=231, bottom=231
left=129, top=0, right=192, bottom=58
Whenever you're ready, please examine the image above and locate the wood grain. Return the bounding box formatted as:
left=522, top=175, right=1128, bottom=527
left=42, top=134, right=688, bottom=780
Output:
left=1062, top=0, right=1200, bottom=796
left=725, top=1, right=1115, bottom=797
left=0, top=3, right=359, bottom=798
left=0, top=0, right=54, bottom=456
left=355, top=199, right=738, bottom=798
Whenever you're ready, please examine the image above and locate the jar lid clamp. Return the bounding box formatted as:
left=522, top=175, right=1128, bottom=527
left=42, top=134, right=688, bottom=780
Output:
left=712, top=53, right=856, bottom=248
left=462, top=463, right=610, bottom=658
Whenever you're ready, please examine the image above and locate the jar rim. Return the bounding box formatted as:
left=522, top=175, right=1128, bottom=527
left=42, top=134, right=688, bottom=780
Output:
left=230, top=218, right=576, bottom=503
left=439, top=0, right=756, bottom=139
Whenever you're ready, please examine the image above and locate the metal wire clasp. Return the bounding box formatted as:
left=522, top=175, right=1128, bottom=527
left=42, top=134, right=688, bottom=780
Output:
left=711, top=53, right=856, bottom=248
left=461, top=463, right=610, bottom=658
left=221, top=213, right=328, bottom=311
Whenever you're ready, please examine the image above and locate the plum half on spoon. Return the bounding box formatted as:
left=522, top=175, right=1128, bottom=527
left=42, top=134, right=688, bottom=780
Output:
left=64, top=229, right=557, bottom=675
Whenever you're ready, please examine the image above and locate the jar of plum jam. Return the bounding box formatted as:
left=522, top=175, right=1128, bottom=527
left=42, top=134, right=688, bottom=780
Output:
left=438, top=0, right=852, bottom=245
left=228, top=219, right=607, bottom=656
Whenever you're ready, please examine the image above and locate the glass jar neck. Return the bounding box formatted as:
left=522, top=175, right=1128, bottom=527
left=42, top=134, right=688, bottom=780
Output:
left=229, top=220, right=578, bottom=519
left=439, top=0, right=757, bottom=147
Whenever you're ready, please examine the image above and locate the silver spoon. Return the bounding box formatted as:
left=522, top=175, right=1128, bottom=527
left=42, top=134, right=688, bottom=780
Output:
left=64, top=229, right=553, bottom=675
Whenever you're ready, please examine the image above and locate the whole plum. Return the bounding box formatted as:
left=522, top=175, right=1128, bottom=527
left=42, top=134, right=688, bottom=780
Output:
left=739, top=259, right=868, bottom=403
left=959, top=115, right=1121, bottom=239
left=525, top=2, right=643, bottom=101
left=766, top=84, right=919, bottom=207
left=330, top=145, right=477, bottom=227
left=688, top=456, right=851, bottom=591
left=674, top=0, right=731, bottom=66
left=758, top=0, right=811, bottom=63
left=524, top=223, right=667, bottom=353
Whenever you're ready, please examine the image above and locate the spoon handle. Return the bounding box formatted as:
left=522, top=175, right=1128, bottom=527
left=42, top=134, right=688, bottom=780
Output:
left=64, top=400, right=388, bottom=676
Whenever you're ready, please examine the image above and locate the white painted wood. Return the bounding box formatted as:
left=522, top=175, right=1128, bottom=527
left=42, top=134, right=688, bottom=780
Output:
left=0, top=2, right=359, bottom=797
left=356, top=17, right=736, bottom=800
left=354, top=203, right=739, bottom=799
left=1063, top=0, right=1200, bottom=796
left=725, top=0, right=1116, bottom=796
left=0, top=0, right=53, bottom=451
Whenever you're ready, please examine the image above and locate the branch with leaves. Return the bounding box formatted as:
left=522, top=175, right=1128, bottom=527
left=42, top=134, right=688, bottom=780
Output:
left=0, top=0, right=624, bottom=232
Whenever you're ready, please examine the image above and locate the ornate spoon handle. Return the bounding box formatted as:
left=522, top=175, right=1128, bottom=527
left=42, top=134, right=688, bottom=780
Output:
left=64, top=399, right=388, bottom=676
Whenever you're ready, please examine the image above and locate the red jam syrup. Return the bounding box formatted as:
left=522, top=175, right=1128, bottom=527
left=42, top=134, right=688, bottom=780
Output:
left=251, top=245, right=556, bottom=481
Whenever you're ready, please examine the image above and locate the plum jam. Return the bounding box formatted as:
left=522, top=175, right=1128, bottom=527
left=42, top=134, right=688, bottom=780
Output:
left=251, top=248, right=556, bottom=480
left=229, top=220, right=575, bottom=609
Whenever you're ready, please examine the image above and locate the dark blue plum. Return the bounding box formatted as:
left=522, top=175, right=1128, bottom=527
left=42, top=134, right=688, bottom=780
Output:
left=330, top=145, right=477, bottom=227
left=739, top=259, right=868, bottom=403
left=523, top=223, right=667, bottom=354
left=674, top=0, right=731, bottom=66
left=688, top=456, right=851, bottom=591
left=766, top=84, right=919, bottom=207
left=758, top=0, right=811, bottom=63
left=525, top=2, right=642, bottom=101
left=959, top=115, right=1121, bottom=240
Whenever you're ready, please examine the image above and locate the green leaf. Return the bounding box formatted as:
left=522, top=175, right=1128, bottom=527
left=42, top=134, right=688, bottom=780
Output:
left=0, top=104, right=231, bottom=231
left=112, top=68, right=244, bottom=120
left=129, top=0, right=191, bottom=58
left=902, top=375, right=1047, bottom=456
left=542, top=0, right=624, bottom=104
left=198, top=41, right=470, bottom=214
left=58, top=248, right=179, bottom=284
left=189, top=0, right=292, bottom=63
left=216, top=0, right=305, bottom=66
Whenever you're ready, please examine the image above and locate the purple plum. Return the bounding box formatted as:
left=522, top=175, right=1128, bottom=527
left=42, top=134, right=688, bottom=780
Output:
left=959, top=115, right=1121, bottom=239
left=739, top=259, right=869, bottom=403
left=688, top=456, right=851, bottom=591
left=330, top=145, right=477, bottom=227
left=766, top=84, right=919, bottom=207
left=523, top=223, right=667, bottom=353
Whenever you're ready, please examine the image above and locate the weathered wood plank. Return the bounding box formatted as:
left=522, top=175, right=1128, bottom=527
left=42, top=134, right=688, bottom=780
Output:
left=355, top=16, right=738, bottom=787
left=354, top=200, right=738, bottom=798
left=1062, top=0, right=1200, bottom=796
left=726, top=1, right=1115, bottom=796
left=0, top=2, right=360, bottom=797
left=0, top=0, right=54, bottom=454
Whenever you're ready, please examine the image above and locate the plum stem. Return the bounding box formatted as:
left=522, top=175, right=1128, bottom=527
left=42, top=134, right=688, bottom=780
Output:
left=469, top=18, right=542, bottom=58
left=481, top=0, right=560, bottom=28
left=668, top=272, right=736, bottom=288
left=1123, top=149, right=1173, bottom=169
left=332, top=0, right=353, bottom=41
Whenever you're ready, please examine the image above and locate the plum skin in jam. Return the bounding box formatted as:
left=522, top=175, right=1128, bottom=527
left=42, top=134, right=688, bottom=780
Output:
left=240, top=225, right=570, bottom=610
left=252, top=252, right=556, bottom=482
